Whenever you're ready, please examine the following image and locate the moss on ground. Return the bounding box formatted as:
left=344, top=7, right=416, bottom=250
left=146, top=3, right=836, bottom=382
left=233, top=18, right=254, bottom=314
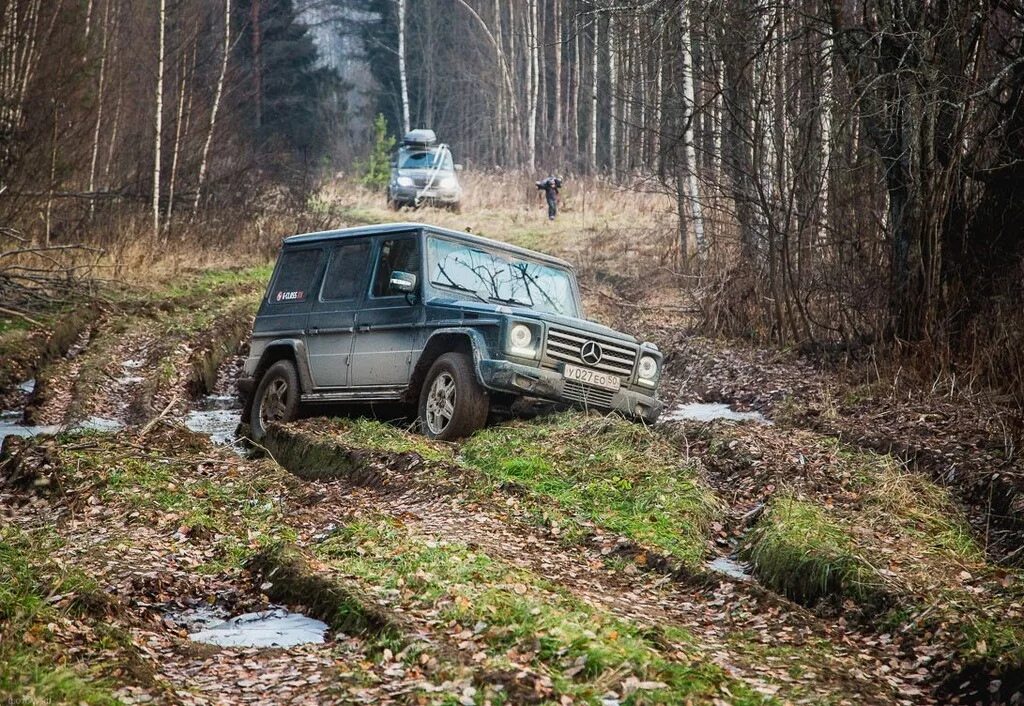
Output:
left=313, top=516, right=770, bottom=705
left=461, top=413, right=722, bottom=570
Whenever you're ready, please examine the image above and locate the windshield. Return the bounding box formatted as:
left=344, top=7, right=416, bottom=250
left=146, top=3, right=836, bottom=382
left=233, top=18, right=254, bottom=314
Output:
left=398, top=147, right=453, bottom=171
left=426, top=236, right=578, bottom=317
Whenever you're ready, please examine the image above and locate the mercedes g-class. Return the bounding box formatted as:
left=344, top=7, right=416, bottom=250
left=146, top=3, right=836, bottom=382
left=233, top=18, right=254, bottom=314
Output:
left=239, top=223, right=663, bottom=440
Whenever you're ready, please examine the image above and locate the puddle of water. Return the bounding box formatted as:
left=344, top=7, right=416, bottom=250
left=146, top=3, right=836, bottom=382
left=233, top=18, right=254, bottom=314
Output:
left=0, top=413, right=123, bottom=441
left=78, top=416, right=124, bottom=432
left=0, top=409, right=59, bottom=439
left=187, top=608, right=328, bottom=648
left=201, top=394, right=240, bottom=410
left=116, top=375, right=145, bottom=385
left=663, top=402, right=769, bottom=424
left=122, top=359, right=144, bottom=369
left=184, top=408, right=241, bottom=445
left=707, top=556, right=754, bottom=581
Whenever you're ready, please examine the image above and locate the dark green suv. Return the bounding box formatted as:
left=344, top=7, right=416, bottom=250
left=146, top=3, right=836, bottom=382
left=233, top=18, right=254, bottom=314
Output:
left=239, top=223, right=663, bottom=440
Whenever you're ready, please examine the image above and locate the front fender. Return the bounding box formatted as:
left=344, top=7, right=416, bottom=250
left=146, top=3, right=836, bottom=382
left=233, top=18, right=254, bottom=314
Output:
left=420, top=327, right=494, bottom=388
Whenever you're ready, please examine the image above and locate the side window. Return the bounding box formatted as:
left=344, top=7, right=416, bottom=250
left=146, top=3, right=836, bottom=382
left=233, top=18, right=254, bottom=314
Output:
left=270, top=248, right=322, bottom=304
left=371, top=237, right=420, bottom=297
left=321, top=240, right=371, bottom=301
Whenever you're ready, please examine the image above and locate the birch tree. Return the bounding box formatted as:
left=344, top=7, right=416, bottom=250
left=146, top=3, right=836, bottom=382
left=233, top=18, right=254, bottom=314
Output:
left=397, top=0, right=410, bottom=133
left=679, top=0, right=705, bottom=259
left=192, top=0, right=231, bottom=220
left=153, top=0, right=166, bottom=240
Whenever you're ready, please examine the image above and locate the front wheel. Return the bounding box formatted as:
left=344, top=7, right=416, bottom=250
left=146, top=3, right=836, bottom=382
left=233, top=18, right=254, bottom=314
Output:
left=249, top=360, right=301, bottom=440
left=417, top=352, right=489, bottom=440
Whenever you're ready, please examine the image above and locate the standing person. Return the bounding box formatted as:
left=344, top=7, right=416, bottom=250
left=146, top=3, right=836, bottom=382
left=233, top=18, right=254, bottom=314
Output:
left=536, top=175, right=562, bottom=220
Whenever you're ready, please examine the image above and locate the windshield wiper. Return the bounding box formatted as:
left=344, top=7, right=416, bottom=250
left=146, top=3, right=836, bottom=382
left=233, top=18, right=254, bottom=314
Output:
left=488, top=294, right=532, bottom=307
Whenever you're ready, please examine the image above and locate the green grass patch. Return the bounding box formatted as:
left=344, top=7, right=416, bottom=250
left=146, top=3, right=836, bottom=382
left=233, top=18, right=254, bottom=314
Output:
left=732, top=434, right=1024, bottom=669
left=67, top=439, right=296, bottom=568
left=153, top=264, right=272, bottom=302
left=322, top=417, right=454, bottom=463
left=461, top=413, right=722, bottom=569
left=740, top=496, right=882, bottom=605
left=317, top=517, right=769, bottom=705
left=0, top=526, right=121, bottom=705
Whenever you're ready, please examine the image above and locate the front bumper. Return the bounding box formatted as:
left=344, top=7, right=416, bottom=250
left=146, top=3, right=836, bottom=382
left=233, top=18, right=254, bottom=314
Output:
left=479, top=359, right=662, bottom=424
left=390, top=186, right=460, bottom=204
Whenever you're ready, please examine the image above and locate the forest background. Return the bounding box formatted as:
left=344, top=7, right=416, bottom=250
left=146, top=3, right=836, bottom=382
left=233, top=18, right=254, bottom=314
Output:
left=3, top=0, right=1024, bottom=409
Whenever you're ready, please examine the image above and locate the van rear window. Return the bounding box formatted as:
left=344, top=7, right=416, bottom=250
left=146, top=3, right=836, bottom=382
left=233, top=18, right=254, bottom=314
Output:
left=270, top=249, right=322, bottom=304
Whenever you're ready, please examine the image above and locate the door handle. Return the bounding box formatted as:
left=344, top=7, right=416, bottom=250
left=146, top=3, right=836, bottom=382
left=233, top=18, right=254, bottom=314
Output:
left=308, top=327, right=319, bottom=335
left=357, top=325, right=371, bottom=332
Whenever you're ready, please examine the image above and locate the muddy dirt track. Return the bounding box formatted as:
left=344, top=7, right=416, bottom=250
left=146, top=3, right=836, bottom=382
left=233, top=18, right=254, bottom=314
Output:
left=2, top=227, right=1023, bottom=705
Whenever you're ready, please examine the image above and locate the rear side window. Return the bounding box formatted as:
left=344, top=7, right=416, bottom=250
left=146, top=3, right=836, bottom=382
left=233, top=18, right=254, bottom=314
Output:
left=270, top=248, right=322, bottom=304
left=321, top=240, right=371, bottom=301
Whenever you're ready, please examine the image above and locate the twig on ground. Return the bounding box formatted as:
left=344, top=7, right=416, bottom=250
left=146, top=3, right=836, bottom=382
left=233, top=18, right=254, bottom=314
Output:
left=138, top=396, right=179, bottom=439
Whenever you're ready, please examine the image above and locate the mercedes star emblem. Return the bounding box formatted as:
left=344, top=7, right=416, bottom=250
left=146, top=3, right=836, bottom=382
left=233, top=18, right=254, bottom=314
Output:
left=580, top=340, right=603, bottom=365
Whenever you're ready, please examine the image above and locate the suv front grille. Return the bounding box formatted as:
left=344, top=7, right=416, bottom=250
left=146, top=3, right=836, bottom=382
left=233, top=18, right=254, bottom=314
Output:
left=543, top=327, right=638, bottom=377
left=562, top=379, right=617, bottom=408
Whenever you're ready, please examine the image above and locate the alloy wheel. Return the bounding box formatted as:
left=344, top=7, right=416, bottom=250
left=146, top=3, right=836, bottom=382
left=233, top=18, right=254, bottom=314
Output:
left=425, top=372, right=456, bottom=434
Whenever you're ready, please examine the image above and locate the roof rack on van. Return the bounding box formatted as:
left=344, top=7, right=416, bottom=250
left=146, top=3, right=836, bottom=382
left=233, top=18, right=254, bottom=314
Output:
left=402, top=129, right=436, bottom=147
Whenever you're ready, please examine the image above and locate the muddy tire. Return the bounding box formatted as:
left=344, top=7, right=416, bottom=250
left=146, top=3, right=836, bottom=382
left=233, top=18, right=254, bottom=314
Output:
left=387, top=196, right=402, bottom=211
left=417, top=352, right=488, bottom=440
left=249, top=360, right=301, bottom=440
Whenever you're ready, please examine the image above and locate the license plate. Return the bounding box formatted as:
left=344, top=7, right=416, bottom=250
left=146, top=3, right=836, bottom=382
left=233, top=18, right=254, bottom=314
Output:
left=563, top=363, right=621, bottom=392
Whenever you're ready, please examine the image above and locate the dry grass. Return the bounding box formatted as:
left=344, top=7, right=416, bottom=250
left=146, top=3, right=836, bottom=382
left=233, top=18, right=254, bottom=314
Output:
left=314, top=172, right=680, bottom=278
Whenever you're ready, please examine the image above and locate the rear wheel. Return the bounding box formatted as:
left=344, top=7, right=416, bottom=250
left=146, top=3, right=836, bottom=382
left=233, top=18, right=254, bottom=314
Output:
left=249, top=360, right=300, bottom=440
left=418, top=352, right=488, bottom=440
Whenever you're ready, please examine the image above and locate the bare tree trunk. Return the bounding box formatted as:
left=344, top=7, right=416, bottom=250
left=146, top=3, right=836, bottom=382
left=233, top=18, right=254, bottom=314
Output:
left=193, top=0, right=231, bottom=220
left=104, top=87, right=122, bottom=188
left=45, top=103, right=57, bottom=245
left=251, top=0, right=262, bottom=128
left=166, top=42, right=191, bottom=227
left=527, top=0, right=538, bottom=171
left=818, top=31, right=833, bottom=246
left=680, top=0, right=705, bottom=258
left=153, top=0, right=165, bottom=240
left=573, top=8, right=581, bottom=161
left=608, top=16, right=617, bottom=176
left=87, top=0, right=110, bottom=220
left=553, top=0, right=562, bottom=159
left=452, top=0, right=521, bottom=161
left=397, top=0, right=410, bottom=133
left=590, top=13, right=598, bottom=172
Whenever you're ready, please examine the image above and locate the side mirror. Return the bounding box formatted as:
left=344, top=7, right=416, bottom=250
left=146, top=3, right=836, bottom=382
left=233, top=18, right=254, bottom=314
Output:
left=389, top=271, right=417, bottom=294
left=454, top=163, right=464, bottom=172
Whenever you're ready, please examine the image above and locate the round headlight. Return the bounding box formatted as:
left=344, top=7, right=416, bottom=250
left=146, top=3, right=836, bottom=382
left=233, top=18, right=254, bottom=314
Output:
left=510, top=324, right=533, bottom=349
left=440, top=176, right=457, bottom=190
left=397, top=176, right=414, bottom=187
left=637, top=356, right=658, bottom=380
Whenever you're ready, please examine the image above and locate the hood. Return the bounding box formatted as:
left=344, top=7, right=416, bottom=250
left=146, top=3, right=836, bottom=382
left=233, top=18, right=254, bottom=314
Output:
left=426, top=297, right=638, bottom=344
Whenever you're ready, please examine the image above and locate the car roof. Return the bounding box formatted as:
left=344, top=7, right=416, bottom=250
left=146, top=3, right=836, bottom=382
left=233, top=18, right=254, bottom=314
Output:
left=282, top=222, right=574, bottom=270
